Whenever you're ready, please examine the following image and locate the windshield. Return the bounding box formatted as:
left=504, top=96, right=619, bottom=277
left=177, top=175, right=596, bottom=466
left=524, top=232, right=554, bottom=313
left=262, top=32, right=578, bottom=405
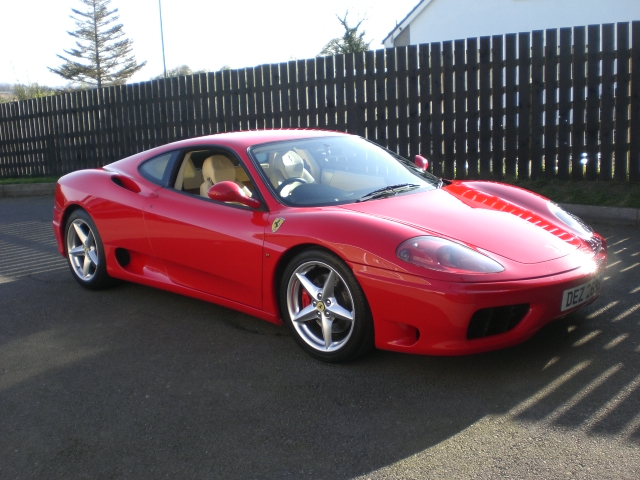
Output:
left=249, top=135, right=440, bottom=207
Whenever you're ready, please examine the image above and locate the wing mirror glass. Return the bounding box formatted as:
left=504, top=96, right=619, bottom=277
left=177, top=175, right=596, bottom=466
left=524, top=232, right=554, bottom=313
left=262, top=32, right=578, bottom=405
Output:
left=207, top=181, right=261, bottom=209
left=414, top=155, right=429, bottom=171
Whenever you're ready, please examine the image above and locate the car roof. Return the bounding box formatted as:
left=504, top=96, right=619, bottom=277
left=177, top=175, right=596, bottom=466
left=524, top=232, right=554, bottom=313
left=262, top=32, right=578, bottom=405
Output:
left=166, top=128, right=349, bottom=151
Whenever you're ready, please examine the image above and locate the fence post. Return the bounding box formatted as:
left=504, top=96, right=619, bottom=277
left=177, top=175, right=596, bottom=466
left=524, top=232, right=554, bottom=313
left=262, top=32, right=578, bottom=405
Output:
left=586, top=24, right=601, bottom=181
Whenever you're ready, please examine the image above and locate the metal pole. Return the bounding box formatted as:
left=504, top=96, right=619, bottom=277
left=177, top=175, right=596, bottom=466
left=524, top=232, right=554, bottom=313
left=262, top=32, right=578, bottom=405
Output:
left=159, top=0, right=167, bottom=78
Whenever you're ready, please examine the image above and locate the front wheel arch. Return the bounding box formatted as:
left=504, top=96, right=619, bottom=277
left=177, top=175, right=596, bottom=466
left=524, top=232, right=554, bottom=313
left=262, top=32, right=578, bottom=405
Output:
left=274, top=243, right=358, bottom=314
left=278, top=247, right=374, bottom=362
left=59, top=204, right=85, bottom=255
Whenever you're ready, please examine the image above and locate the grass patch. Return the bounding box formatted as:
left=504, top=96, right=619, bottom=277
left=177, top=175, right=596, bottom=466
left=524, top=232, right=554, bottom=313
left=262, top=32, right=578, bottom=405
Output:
left=504, top=179, right=640, bottom=209
left=0, top=176, right=60, bottom=185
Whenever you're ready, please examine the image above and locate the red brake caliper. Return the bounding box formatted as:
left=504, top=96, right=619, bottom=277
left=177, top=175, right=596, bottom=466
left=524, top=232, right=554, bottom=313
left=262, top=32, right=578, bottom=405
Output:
left=301, top=288, right=311, bottom=309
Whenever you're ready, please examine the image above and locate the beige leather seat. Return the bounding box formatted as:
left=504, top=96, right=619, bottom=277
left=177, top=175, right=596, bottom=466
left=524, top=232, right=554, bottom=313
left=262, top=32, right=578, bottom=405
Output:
left=200, top=155, right=252, bottom=198
left=269, top=150, right=315, bottom=189
left=175, top=156, right=204, bottom=192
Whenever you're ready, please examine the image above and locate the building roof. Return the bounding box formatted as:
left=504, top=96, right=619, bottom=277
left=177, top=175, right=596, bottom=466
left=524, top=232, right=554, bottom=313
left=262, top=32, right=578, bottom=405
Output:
left=382, top=0, right=435, bottom=45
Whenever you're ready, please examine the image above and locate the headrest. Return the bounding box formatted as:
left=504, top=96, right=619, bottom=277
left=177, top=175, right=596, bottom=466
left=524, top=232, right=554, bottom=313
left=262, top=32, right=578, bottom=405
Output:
left=202, top=155, right=235, bottom=184
left=183, top=157, right=197, bottom=178
left=274, top=151, right=304, bottom=178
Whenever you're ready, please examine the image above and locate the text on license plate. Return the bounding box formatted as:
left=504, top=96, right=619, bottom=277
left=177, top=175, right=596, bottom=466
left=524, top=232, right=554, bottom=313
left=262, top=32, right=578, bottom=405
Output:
left=561, top=277, right=602, bottom=312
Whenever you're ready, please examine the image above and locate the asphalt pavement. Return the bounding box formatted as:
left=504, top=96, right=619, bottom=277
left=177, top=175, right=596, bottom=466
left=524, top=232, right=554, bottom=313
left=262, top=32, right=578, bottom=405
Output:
left=1, top=196, right=639, bottom=479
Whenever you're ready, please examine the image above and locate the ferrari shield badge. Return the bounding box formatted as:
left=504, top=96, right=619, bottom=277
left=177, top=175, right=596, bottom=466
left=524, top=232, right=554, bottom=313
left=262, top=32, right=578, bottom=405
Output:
left=271, top=217, right=285, bottom=233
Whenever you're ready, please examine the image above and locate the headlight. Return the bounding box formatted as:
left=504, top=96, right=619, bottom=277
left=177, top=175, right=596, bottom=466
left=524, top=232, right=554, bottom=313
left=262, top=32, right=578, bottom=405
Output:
left=396, top=236, right=504, bottom=274
left=548, top=202, right=592, bottom=237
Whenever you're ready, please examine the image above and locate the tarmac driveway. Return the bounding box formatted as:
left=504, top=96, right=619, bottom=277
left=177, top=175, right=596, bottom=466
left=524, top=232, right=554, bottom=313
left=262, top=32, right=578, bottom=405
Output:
left=1, top=196, right=639, bottom=479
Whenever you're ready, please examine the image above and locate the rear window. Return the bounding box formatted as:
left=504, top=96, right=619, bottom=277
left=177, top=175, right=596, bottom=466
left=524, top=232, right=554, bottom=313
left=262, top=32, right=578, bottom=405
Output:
left=139, top=151, right=177, bottom=186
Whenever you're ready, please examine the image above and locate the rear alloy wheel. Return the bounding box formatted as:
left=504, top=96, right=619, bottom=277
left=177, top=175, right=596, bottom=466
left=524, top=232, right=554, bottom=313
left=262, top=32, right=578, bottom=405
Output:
left=280, top=249, right=374, bottom=362
left=65, top=210, right=114, bottom=290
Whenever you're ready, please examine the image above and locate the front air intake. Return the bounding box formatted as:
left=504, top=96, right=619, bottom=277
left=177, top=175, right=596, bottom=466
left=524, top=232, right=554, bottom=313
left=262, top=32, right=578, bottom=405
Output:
left=467, top=304, right=530, bottom=340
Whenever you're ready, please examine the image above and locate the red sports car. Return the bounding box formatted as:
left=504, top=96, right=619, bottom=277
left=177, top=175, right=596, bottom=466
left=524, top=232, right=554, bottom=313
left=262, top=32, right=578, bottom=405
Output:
left=52, top=129, right=607, bottom=362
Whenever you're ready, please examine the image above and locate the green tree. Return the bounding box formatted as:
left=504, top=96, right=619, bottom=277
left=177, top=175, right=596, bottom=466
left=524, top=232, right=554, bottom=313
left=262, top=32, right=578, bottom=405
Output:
left=49, top=0, right=146, bottom=88
left=319, top=11, right=371, bottom=56
left=13, top=83, right=56, bottom=101
left=0, top=82, right=56, bottom=103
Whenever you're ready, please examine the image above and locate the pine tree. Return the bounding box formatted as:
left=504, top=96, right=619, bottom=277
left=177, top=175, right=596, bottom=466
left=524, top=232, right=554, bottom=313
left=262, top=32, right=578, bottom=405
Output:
left=319, top=12, right=371, bottom=56
left=49, top=0, right=146, bottom=88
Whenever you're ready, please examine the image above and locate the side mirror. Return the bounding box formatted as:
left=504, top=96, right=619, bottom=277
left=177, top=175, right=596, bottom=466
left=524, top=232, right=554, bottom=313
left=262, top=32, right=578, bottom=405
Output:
left=414, top=155, right=429, bottom=171
left=207, top=181, right=261, bottom=209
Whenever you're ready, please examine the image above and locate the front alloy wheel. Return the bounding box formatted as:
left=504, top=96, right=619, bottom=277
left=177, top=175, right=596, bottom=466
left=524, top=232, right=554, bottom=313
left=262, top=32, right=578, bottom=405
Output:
left=281, top=249, right=374, bottom=362
left=67, top=218, right=99, bottom=281
left=65, top=210, right=114, bottom=289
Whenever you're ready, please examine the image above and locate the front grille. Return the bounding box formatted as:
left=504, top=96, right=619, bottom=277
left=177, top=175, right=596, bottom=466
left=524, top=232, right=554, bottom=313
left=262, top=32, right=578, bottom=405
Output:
left=467, top=304, right=530, bottom=340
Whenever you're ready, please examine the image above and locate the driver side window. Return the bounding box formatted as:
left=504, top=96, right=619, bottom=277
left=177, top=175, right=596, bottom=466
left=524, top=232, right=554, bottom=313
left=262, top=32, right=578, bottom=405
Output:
left=173, top=150, right=257, bottom=202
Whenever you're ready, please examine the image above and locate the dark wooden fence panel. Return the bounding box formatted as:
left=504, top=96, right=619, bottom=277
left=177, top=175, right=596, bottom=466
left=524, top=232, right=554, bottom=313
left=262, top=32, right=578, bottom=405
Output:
left=363, top=51, right=375, bottom=140
left=396, top=47, right=409, bottom=158
left=504, top=34, right=518, bottom=178
left=374, top=50, right=385, bottom=145
left=557, top=28, right=572, bottom=180
left=467, top=37, right=479, bottom=180
left=491, top=35, right=504, bottom=180
left=615, top=23, right=630, bottom=182
left=572, top=27, right=587, bottom=181
left=430, top=42, right=443, bottom=177
left=354, top=53, right=366, bottom=138
left=530, top=30, right=544, bottom=180
left=479, top=36, right=491, bottom=179
left=544, top=28, right=558, bottom=179
left=407, top=45, right=420, bottom=160
left=585, top=25, right=600, bottom=181
left=0, top=22, right=637, bottom=182
left=630, top=21, right=640, bottom=182
left=518, top=32, right=531, bottom=180
left=386, top=48, right=398, bottom=153
left=454, top=39, right=467, bottom=180
left=442, top=41, right=455, bottom=179
left=600, top=24, right=615, bottom=181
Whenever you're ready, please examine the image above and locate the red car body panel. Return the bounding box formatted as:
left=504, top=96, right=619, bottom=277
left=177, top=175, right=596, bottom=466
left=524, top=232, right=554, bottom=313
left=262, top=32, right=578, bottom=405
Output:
left=52, top=130, right=607, bottom=355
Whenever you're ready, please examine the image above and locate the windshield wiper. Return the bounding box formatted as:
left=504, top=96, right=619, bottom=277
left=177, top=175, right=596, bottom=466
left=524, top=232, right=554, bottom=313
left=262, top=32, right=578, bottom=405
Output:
left=357, top=183, right=421, bottom=202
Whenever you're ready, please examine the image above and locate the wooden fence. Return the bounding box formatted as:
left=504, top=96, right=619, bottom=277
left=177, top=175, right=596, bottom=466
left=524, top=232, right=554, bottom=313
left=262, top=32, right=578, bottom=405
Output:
left=1, top=21, right=639, bottom=181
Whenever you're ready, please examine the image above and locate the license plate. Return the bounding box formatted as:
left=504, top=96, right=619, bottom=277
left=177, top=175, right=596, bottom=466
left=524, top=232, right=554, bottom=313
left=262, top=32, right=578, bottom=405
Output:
left=561, top=276, right=602, bottom=312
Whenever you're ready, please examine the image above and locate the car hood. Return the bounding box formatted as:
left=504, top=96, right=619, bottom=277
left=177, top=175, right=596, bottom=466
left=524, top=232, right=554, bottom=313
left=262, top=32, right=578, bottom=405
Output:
left=340, top=183, right=583, bottom=264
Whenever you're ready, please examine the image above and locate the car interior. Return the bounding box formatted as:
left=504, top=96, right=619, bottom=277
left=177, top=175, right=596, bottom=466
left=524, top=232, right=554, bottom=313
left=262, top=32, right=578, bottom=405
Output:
left=251, top=140, right=401, bottom=205
left=173, top=150, right=256, bottom=199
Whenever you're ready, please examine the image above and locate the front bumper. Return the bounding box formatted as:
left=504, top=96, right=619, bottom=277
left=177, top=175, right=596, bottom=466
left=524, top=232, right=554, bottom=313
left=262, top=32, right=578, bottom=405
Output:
left=354, top=261, right=605, bottom=355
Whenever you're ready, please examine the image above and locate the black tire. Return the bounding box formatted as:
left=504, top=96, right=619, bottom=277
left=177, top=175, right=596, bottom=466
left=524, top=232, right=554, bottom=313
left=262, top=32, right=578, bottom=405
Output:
left=65, top=209, right=115, bottom=290
left=280, top=248, right=374, bottom=363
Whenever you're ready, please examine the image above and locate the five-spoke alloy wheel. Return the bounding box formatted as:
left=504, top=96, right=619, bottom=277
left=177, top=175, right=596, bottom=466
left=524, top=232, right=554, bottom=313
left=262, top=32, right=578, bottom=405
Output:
left=280, top=249, right=373, bottom=362
left=65, top=209, right=113, bottom=289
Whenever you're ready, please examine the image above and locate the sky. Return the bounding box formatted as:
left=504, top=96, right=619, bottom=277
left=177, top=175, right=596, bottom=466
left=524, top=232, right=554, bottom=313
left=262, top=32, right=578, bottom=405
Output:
left=0, top=0, right=420, bottom=87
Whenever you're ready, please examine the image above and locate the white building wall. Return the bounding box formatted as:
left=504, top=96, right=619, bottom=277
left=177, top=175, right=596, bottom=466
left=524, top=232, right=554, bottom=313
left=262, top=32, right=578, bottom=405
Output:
left=385, top=0, right=640, bottom=46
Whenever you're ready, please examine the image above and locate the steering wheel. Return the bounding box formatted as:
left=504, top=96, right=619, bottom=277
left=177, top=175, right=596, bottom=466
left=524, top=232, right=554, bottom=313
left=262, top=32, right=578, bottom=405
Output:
left=276, top=177, right=308, bottom=197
